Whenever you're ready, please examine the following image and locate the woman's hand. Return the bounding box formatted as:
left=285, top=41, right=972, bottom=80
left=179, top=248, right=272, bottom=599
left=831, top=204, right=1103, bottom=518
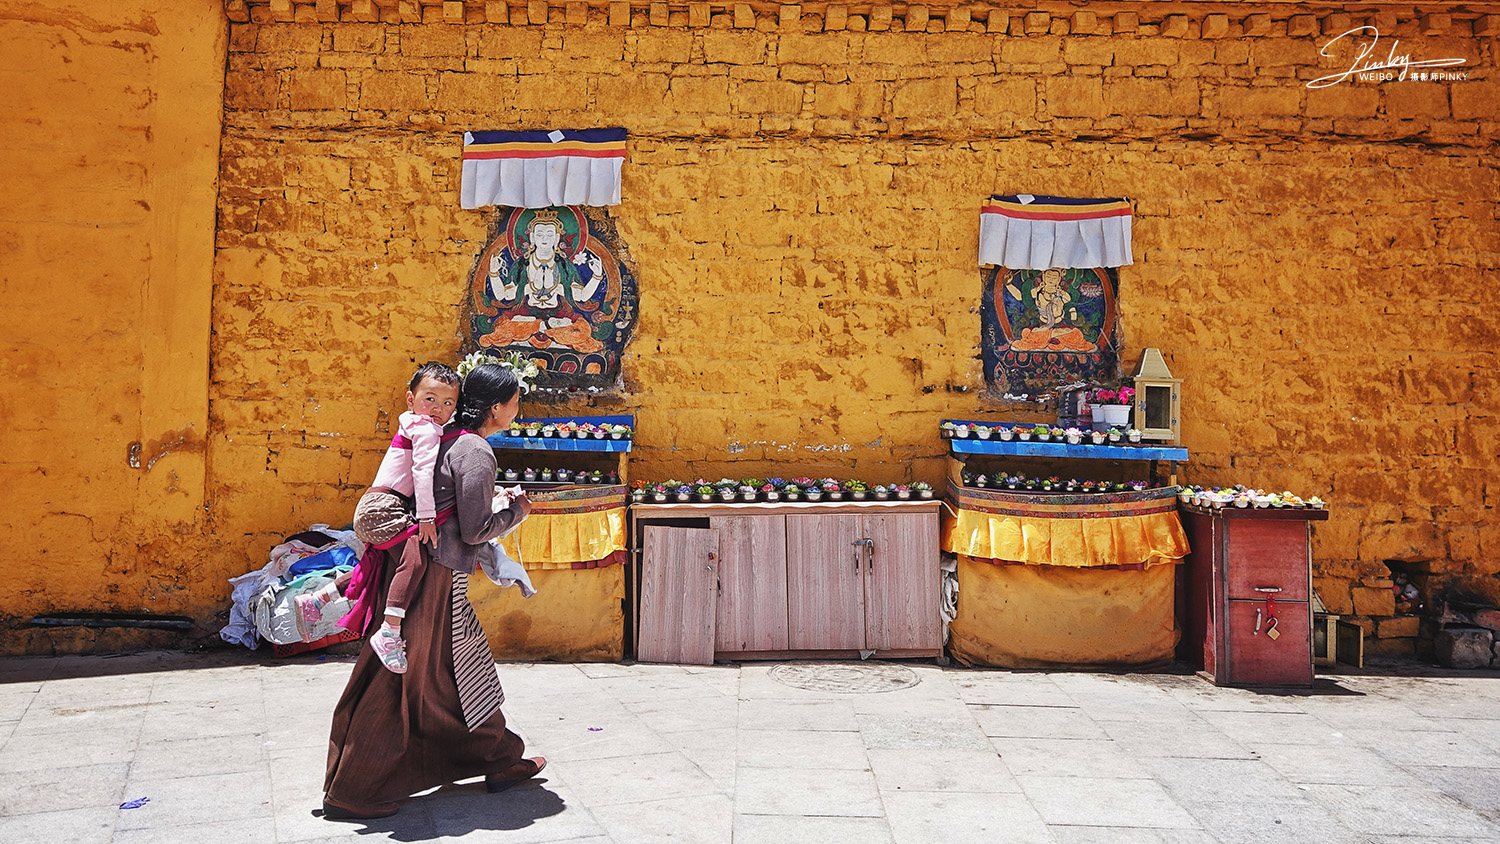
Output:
left=418, top=519, right=437, bottom=546
left=512, top=492, right=533, bottom=520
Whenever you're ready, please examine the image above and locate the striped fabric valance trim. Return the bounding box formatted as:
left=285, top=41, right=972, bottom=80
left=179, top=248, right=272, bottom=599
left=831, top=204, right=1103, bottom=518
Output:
left=978, top=194, right=1133, bottom=270
left=460, top=127, right=626, bottom=209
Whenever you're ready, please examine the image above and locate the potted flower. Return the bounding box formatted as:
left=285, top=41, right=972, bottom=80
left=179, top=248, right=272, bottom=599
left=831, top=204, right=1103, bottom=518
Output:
left=1065, top=478, right=1078, bottom=492
left=673, top=483, right=693, bottom=502
left=650, top=483, right=669, bottom=503
left=541, top=423, right=557, bottom=438
left=953, top=423, right=971, bottom=439
left=556, top=467, right=572, bottom=482
left=804, top=484, right=824, bottom=502
left=892, top=483, right=911, bottom=500
left=822, top=478, right=843, bottom=501
left=502, top=467, right=519, bottom=481
left=607, top=471, right=619, bottom=485
left=739, top=484, right=758, bottom=503
left=1039, top=476, right=1055, bottom=491
left=1016, top=426, right=1032, bottom=441
left=913, top=481, right=933, bottom=499
left=1107, top=427, right=1123, bottom=443
left=761, top=482, right=779, bottom=502
left=998, top=425, right=1015, bottom=441
left=975, top=425, right=992, bottom=440
left=1049, top=426, right=1065, bottom=441
left=540, top=467, right=554, bottom=482
left=1176, top=486, right=1193, bottom=505
left=873, top=484, right=890, bottom=501
left=1130, top=480, right=1147, bottom=491
left=940, top=421, right=956, bottom=439
left=695, top=483, right=715, bottom=502
left=630, top=480, right=648, bottom=502
left=1081, top=480, right=1097, bottom=493
left=783, top=483, right=801, bottom=501
left=523, top=421, right=541, bottom=437
left=718, top=486, right=737, bottom=502
left=1022, top=478, right=1039, bottom=491
left=1126, top=428, right=1143, bottom=443
left=1090, top=429, right=1107, bottom=445
left=522, top=467, right=538, bottom=481
left=508, top=421, right=523, bottom=437
left=1090, top=386, right=1135, bottom=428
left=556, top=421, right=575, bottom=439
left=847, top=479, right=868, bottom=500
left=589, top=470, right=604, bottom=484
left=1065, top=427, right=1084, bottom=445
left=1033, top=424, right=1052, bottom=442
left=962, top=470, right=975, bottom=487
left=1005, top=475, right=1020, bottom=490
left=1307, top=496, right=1325, bottom=509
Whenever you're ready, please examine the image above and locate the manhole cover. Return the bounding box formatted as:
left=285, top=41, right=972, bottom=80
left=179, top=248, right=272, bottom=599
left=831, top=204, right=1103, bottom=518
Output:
left=769, top=662, right=920, bottom=694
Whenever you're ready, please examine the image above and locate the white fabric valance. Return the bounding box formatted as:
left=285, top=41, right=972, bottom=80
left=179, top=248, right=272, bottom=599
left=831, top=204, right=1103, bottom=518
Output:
left=460, top=128, right=625, bottom=210
left=978, top=194, right=1133, bottom=269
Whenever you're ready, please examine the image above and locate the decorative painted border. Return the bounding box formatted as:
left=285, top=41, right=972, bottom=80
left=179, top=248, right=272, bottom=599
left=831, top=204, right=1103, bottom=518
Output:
left=946, top=477, right=1181, bottom=518
left=527, top=484, right=628, bottom=513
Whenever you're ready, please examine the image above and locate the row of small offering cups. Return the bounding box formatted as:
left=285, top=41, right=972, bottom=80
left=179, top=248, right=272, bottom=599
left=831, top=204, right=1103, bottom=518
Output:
left=943, top=422, right=1144, bottom=444
left=502, top=468, right=618, bottom=484
left=1178, top=486, right=1326, bottom=510
left=507, top=422, right=632, bottom=439
left=633, top=485, right=936, bottom=503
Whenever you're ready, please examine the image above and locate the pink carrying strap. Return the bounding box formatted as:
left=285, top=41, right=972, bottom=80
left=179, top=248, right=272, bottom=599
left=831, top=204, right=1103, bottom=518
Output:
left=337, top=506, right=455, bottom=636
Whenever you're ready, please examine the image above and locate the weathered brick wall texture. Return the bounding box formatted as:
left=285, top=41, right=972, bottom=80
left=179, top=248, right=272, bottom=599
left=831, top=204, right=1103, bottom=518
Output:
left=0, top=1, right=225, bottom=652
left=211, top=6, right=1498, bottom=653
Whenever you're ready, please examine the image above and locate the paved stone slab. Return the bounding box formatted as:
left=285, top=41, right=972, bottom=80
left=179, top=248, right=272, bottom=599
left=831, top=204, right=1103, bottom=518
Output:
left=867, top=747, right=1022, bottom=794
left=2, top=652, right=1499, bottom=844
left=883, top=791, right=1051, bottom=844
left=1017, top=774, right=1200, bottom=828
left=1180, top=797, right=1367, bottom=844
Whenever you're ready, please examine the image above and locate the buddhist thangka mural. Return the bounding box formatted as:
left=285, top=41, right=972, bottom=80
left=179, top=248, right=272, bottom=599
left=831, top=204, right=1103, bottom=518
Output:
left=980, top=267, right=1120, bottom=396
left=468, top=206, right=638, bottom=390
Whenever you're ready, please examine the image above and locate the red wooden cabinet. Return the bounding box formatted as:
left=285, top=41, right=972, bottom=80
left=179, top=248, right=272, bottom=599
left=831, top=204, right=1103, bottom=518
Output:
left=1180, top=504, right=1330, bottom=687
left=633, top=501, right=942, bottom=663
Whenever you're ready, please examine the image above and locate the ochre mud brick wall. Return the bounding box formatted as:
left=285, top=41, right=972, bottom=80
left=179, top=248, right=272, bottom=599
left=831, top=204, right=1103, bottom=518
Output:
left=211, top=3, right=1499, bottom=654
left=0, top=0, right=226, bottom=652
left=8, top=0, right=1497, bottom=652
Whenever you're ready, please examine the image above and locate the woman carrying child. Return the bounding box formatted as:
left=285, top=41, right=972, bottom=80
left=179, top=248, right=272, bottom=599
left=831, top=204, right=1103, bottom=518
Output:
left=298, top=362, right=461, bottom=672
left=323, top=363, right=545, bottom=820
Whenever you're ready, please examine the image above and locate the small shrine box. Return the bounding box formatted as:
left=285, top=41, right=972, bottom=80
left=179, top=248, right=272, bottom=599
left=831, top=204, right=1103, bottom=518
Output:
left=1179, top=504, right=1330, bottom=687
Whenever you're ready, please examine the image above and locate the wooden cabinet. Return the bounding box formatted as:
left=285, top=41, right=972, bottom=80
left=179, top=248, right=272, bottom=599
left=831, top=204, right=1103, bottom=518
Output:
left=634, top=502, right=941, bottom=664
left=1180, top=504, right=1330, bottom=687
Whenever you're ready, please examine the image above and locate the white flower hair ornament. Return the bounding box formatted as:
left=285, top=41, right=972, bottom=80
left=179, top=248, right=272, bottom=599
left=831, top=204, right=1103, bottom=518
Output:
left=456, top=350, right=540, bottom=394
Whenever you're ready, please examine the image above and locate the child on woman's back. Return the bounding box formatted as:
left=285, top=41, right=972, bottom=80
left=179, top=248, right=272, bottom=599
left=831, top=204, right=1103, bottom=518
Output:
left=297, top=362, right=461, bottom=673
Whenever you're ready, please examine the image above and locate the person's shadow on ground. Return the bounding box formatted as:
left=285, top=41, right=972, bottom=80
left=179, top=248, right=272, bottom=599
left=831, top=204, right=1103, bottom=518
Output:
left=314, top=779, right=568, bottom=840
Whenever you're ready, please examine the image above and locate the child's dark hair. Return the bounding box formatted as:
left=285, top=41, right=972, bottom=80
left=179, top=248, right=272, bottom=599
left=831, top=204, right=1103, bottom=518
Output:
left=453, top=364, right=520, bottom=431
left=409, top=362, right=460, bottom=391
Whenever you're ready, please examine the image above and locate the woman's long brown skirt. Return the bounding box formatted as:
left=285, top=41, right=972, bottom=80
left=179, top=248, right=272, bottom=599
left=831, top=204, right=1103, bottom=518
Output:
left=325, top=549, right=526, bottom=806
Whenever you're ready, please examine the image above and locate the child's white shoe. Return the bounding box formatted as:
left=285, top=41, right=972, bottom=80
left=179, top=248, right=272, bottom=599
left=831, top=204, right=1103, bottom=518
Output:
left=370, top=625, right=407, bottom=674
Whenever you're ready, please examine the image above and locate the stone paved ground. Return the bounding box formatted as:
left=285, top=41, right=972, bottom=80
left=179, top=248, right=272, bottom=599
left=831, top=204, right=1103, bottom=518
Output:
left=0, top=651, right=1498, bottom=843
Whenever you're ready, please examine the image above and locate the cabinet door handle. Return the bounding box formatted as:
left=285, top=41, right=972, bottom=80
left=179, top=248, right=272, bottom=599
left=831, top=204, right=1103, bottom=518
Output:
left=851, top=538, right=874, bottom=573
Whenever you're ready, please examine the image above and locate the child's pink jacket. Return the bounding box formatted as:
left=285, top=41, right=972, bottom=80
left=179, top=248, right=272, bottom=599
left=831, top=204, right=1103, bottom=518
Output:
left=368, top=412, right=443, bottom=520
